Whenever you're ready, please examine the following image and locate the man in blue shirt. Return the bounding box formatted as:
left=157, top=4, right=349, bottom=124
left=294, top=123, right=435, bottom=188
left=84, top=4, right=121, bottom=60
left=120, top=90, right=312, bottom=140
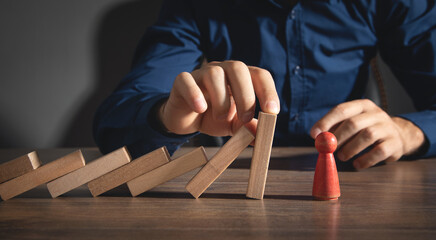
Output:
left=94, top=0, right=436, bottom=170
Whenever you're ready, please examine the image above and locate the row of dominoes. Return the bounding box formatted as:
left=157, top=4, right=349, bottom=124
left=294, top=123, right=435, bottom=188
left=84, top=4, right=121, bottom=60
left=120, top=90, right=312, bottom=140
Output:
left=0, top=112, right=276, bottom=201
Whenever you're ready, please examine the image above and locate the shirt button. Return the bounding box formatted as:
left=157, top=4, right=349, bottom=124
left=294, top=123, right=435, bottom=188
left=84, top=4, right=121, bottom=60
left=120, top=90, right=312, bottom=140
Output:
left=293, top=65, right=301, bottom=75
left=290, top=10, right=296, bottom=19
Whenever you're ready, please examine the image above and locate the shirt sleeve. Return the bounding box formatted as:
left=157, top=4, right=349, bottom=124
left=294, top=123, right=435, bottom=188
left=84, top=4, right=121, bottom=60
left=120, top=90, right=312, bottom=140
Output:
left=93, top=0, right=203, bottom=158
left=377, top=1, right=436, bottom=157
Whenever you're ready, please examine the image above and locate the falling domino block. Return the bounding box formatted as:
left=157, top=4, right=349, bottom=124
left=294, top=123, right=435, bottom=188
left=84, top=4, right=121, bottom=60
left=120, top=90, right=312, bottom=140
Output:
left=246, top=112, right=277, bottom=199
left=127, top=147, right=208, bottom=197
left=0, top=150, right=85, bottom=201
left=0, top=151, right=42, bottom=183
left=185, top=126, right=255, bottom=198
left=88, top=147, right=170, bottom=197
left=47, top=147, right=131, bottom=198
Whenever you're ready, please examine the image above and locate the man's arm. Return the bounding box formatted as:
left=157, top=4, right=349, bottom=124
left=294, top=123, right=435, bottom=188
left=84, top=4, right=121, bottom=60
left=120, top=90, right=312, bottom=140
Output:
left=311, top=0, right=436, bottom=169
left=93, top=0, right=204, bottom=158
left=93, top=0, right=280, bottom=158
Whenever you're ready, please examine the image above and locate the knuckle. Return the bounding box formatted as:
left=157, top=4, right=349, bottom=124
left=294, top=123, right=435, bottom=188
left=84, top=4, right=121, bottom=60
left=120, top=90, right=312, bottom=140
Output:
left=364, top=99, right=383, bottom=112
left=345, top=118, right=359, bottom=130
left=340, top=149, right=352, bottom=161
left=316, top=122, right=329, bottom=132
left=174, top=72, right=191, bottom=86
left=247, top=95, right=256, bottom=104
left=366, top=160, right=378, bottom=168
left=393, top=152, right=402, bottom=161
left=227, top=60, right=247, bottom=72
left=386, top=154, right=400, bottom=162
left=205, top=66, right=224, bottom=79
left=360, top=99, right=377, bottom=109
left=361, top=99, right=374, bottom=106
left=373, top=145, right=389, bottom=159
left=361, top=127, right=377, bottom=141
left=371, top=103, right=383, bottom=112
left=334, top=104, right=348, bottom=118
left=379, top=111, right=390, bottom=121
left=176, top=71, right=190, bottom=80
left=251, top=67, right=272, bottom=79
left=241, top=93, right=256, bottom=105
left=381, top=115, right=391, bottom=123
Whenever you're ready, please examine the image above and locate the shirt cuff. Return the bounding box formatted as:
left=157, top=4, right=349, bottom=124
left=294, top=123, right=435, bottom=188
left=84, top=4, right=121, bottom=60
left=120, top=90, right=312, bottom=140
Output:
left=398, top=110, right=436, bottom=158
left=130, top=94, right=198, bottom=158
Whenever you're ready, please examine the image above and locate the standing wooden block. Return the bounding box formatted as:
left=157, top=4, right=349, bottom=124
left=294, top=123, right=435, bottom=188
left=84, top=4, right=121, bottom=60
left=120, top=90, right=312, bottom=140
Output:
left=47, top=147, right=131, bottom=198
left=185, top=126, right=255, bottom=198
left=0, top=151, right=42, bottom=183
left=88, top=147, right=170, bottom=197
left=246, top=112, right=277, bottom=199
left=0, top=150, right=85, bottom=201
left=127, top=147, right=207, bottom=197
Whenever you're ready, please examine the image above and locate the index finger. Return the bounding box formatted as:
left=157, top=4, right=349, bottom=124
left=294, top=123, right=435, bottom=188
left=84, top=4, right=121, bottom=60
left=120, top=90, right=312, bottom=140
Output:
left=249, top=67, right=280, bottom=115
left=310, top=99, right=374, bottom=138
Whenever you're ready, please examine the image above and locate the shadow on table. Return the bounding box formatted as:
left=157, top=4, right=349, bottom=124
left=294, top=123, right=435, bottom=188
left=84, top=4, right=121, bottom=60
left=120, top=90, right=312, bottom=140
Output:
left=194, top=193, right=313, bottom=201
left=131, top=192, right=314, bottom=201
left=230, top=152, right=357, bottom=172
left=263, top=195, right=314, bottom=201
left=133, top=191, right=192, bottom=199
left=203, top=194, right=315, bottom=201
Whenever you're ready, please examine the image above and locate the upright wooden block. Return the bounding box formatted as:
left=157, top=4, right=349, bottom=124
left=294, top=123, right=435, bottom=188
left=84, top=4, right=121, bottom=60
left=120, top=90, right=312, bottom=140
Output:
left=185, top=126, right=255, bottom=198
left=47, top=147, right=131, bottom=198
left=88, top=147, right=170, bottom=197
left=0, top=151, right=41, bottom=183
left=246, top=112, right=277, bottom=199
left=127, top=147, right=208, bottom=197
left=0, top=150, right=85, bottom=201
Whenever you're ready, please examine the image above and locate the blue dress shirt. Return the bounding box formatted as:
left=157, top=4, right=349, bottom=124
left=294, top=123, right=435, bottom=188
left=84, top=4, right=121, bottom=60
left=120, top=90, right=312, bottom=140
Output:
left=94, top=0, right=436, bottom=159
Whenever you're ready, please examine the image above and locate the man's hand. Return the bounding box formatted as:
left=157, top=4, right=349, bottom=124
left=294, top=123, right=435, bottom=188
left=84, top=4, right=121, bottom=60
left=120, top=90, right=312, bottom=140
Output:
left=158, top=60, right=280, bottom=137
left=310, top=99, right=425, bottom=169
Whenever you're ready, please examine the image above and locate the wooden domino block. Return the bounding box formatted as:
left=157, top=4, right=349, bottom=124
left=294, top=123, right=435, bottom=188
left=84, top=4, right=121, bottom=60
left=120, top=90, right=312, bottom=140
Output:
left=0, top=150, right=85, bottom=201
left=246, top=112, right=277, bottom=199
left=47, top=147, right=131, bottom=198
left=127, top=147, right=208, bottom=197
left=185, top=126, right=255, bottom=198
left=88, top=147, right=170, bottom=197
left=0, top=151, right=41, bottom=183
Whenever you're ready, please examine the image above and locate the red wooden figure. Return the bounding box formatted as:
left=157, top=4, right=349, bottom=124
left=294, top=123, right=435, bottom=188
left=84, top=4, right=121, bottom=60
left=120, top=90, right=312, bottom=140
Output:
left=312, top=132, right=341, bottom=200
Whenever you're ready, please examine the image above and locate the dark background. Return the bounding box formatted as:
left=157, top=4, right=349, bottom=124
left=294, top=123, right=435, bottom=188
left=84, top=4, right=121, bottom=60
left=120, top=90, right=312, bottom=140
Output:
left=0, top=0, right=414, bottom=148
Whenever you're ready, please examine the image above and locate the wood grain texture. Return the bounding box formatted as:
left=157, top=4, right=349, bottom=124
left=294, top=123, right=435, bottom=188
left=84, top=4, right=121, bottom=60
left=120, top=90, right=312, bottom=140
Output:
left=0, top=147, right=436, bottom=240
left=0, top=150, right=85, bottom=200
left=0, top=151, right=41, bottom=183
left=127, top=147, right=207, bottom=197
left=246, top=112, right=277, bottom=199
left=47, top=147, right=131, bottom=198
left=88, top=147, right=170, bottom=197
left=185, top=126, right=255, bottom=198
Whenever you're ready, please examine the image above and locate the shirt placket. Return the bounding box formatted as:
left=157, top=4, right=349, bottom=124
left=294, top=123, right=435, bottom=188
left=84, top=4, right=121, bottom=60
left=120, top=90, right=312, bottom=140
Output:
left=285, top=5, right=304, bottom=133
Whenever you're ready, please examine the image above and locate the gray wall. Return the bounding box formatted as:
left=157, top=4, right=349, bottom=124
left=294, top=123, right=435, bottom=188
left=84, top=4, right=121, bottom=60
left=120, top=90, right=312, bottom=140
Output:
left=0, top=0, right=163, bottom=148
left=0, top=0, right=414, bottom=148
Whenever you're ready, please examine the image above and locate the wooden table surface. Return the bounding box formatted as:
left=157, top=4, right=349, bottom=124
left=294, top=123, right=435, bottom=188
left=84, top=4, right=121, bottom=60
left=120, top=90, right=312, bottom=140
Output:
left=0, top=147, right=435, bottom=240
